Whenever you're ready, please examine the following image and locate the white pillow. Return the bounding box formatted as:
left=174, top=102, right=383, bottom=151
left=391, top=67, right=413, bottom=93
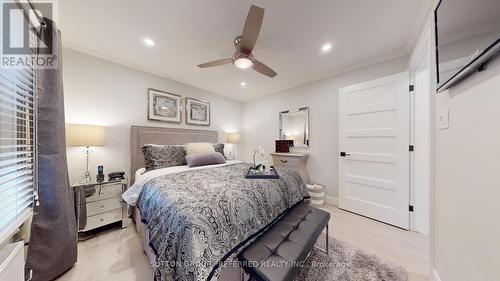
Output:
left=185, top=142, right=215, bottom=155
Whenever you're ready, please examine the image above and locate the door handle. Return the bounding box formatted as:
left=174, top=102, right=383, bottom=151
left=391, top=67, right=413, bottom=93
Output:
left=280, top=159, right=288, bottom=163
left=340, top=152, right=351, bottom=157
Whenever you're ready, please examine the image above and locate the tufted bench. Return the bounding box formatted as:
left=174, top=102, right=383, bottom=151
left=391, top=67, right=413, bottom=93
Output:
left=238, top=201, right=330, bottom=281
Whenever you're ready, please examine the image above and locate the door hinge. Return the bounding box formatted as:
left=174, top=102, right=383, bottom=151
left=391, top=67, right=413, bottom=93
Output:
left=409, top=205, right=414, bottom=212
left=409, top=84, right=415, bottom=92
left=409, top=145, right=414, bottom=152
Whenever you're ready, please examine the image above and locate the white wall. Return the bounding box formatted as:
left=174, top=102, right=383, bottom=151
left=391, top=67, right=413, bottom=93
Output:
left=433, top=56, right=500, bottom=281
left=242, top=57, right=409, bottom=200
left=63, top=48, right=242, bottom=184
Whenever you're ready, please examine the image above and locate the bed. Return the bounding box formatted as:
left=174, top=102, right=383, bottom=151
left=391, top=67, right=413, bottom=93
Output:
left=124, top=126, right=308, bottom=281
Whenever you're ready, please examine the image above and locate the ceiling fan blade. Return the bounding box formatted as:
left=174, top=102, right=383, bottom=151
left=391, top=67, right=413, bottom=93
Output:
left=197, top=58, right=233, bottom=68
left=240, top=5, right=264, bottom=51
left=253, top=60, right=277, bottom=78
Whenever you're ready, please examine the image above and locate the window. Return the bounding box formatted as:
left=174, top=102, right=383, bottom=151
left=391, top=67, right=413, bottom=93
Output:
left=0, top=6, right=36, bottom=244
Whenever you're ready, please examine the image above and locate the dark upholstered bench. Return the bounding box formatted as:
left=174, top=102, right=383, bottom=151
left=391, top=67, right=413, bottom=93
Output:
left=238, top=202, right=330, bottom=281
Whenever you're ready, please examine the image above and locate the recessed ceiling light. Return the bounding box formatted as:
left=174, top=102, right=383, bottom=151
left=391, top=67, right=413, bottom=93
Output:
left=143, top=38, right=155, bottom=47
left=240, top=82, right=247, bottom=87
left=321, top=42, right=332, bottom=53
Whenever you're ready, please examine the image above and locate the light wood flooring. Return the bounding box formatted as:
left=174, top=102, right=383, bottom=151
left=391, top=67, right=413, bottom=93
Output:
left=57, top=205, right=429, bottom=281
left=321, top=205, right=429, bottom=281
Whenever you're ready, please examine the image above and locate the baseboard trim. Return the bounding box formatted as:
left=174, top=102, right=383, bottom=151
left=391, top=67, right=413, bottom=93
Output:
left=431, top=269, right=442, bottom=281
left=325, top=196, right=338, bottom=207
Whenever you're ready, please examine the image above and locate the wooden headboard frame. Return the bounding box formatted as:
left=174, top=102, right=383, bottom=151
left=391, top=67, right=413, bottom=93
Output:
left=130, top=126, right=218, bottom=183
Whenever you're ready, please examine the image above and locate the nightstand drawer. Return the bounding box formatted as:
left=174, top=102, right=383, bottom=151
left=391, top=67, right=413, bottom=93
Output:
left=274, top=165, right=300, bottom=173
left=86, top=197, right=122, bottom=216
left=271, top=153, right=310, bottom=183
left=85, top=183, right=123, bottom=203
left=273, top=156, right=301, bottom=167
left=83, top=209, right=122, bottom=231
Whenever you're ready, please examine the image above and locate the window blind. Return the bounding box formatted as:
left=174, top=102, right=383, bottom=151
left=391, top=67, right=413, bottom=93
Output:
left=0, top=9, right=36, bottom=244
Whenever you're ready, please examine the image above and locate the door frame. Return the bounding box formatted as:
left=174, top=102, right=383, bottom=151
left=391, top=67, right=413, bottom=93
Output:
left=409, top=20, right=434, bottom=235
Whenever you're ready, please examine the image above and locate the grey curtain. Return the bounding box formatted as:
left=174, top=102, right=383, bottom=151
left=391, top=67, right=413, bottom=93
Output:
left=25, top=18, right=77, bottom=281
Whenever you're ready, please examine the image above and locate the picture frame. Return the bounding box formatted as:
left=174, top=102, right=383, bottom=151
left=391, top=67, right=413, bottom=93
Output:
left=185, top=98, right=210, bottom=126
left=148, top=88, right=182, bottom=123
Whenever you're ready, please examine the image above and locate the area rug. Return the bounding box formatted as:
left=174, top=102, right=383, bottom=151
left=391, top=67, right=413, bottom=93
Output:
left=296, top=234, right=408, bottom=281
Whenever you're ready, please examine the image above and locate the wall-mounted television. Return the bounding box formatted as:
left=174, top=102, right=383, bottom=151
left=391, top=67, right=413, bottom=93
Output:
left=435, top=0, right=500, bottom=92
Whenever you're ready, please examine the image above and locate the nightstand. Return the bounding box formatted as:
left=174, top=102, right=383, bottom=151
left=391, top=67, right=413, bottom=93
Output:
left=72, top=179, right=128, bottom=233
left=270, top=152, right=310, bottom=183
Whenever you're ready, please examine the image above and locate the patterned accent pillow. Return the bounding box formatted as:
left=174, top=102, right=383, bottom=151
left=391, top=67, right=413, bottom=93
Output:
left=142, top=144, right=187, bottom=171
left=213, top=143, right=226, bottom=159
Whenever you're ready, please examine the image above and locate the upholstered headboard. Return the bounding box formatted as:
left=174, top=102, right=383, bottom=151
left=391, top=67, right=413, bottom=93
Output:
left=130, top=126, right=218, bottom=183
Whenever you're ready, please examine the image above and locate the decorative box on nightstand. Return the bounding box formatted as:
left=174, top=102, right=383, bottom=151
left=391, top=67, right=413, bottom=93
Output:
left=72, top=179, right=128, bottom=233
left=270, top=152, right=310, bottom=183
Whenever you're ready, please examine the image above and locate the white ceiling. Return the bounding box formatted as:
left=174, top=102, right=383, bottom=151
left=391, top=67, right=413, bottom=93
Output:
left=59, top=0, right=429, bottom=101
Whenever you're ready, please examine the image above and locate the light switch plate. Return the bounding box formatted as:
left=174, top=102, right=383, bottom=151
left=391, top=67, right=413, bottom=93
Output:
left=439, top=109, right=449, bottom=130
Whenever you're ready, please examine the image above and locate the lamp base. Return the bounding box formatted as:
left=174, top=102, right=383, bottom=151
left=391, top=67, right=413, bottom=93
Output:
left=84, top=146, right=92, bottom=183
left=84, top=170, right=92, bottom=183
left=226, top=143, right=237, bottom=160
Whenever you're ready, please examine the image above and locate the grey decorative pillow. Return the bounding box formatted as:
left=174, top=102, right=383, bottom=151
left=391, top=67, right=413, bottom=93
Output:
left=213, top=143, right=226, bottom=159
left=142, top=144, right=187, bottom=171
left=185, top=152, right=226, bottom=168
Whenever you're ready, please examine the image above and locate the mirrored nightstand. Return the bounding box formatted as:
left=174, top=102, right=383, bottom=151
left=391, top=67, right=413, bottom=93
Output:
left=71, top=179, right=128, bottom=234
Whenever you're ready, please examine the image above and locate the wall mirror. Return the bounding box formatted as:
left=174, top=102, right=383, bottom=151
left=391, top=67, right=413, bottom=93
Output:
left=279, top=107, right=309, bottom=148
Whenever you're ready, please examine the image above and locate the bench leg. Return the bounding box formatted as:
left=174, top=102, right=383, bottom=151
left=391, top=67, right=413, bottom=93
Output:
left=326, top=223, right=329, bottom=255
left=313, top=224, right=329, bottom=255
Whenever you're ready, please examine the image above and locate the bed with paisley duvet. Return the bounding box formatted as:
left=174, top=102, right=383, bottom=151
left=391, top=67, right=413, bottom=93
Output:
left=124, top=129, right=308, bottom=281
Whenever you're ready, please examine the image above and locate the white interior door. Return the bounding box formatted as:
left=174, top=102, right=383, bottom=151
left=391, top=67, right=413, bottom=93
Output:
left=339, top=72, right=410, bottom=229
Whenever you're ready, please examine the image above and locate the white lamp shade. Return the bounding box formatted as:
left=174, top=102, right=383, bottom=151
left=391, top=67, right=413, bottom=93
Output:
left=226, top=133, right=241, bottom=144
left=67, top=124, right=105, bottom=147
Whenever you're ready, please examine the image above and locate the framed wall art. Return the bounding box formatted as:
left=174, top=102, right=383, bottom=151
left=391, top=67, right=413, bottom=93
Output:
left=185, top=98, right=210, bottom=126
left=148, top=89, right=182, bottom=123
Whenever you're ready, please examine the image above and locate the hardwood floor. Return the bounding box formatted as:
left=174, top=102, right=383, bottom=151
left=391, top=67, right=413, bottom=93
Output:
left=321, top=205, right=429, bottom=281
left=56, top=222, right=152, bottom=281
left=57, top=205, right=429, bottom=281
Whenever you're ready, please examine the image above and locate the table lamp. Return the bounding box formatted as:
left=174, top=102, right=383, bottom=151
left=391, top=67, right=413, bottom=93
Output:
left=226, top=133, right=240, bottom=160
left=67, top=124, right=105, bottom=183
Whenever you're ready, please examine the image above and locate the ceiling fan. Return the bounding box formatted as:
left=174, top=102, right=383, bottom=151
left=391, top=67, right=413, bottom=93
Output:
left=197, top=5, right=277, bottom=78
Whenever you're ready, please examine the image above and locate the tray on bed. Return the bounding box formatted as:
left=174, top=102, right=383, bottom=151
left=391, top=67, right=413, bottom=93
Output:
left=245, top=166, right=280, bottom=179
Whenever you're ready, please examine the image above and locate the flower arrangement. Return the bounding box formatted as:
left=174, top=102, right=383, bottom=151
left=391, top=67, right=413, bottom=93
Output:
left=252, top=146, right=265, bottom=168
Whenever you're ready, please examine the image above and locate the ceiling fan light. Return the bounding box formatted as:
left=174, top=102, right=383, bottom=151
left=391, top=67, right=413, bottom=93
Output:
left=234, top=57, right=254, bottom=69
